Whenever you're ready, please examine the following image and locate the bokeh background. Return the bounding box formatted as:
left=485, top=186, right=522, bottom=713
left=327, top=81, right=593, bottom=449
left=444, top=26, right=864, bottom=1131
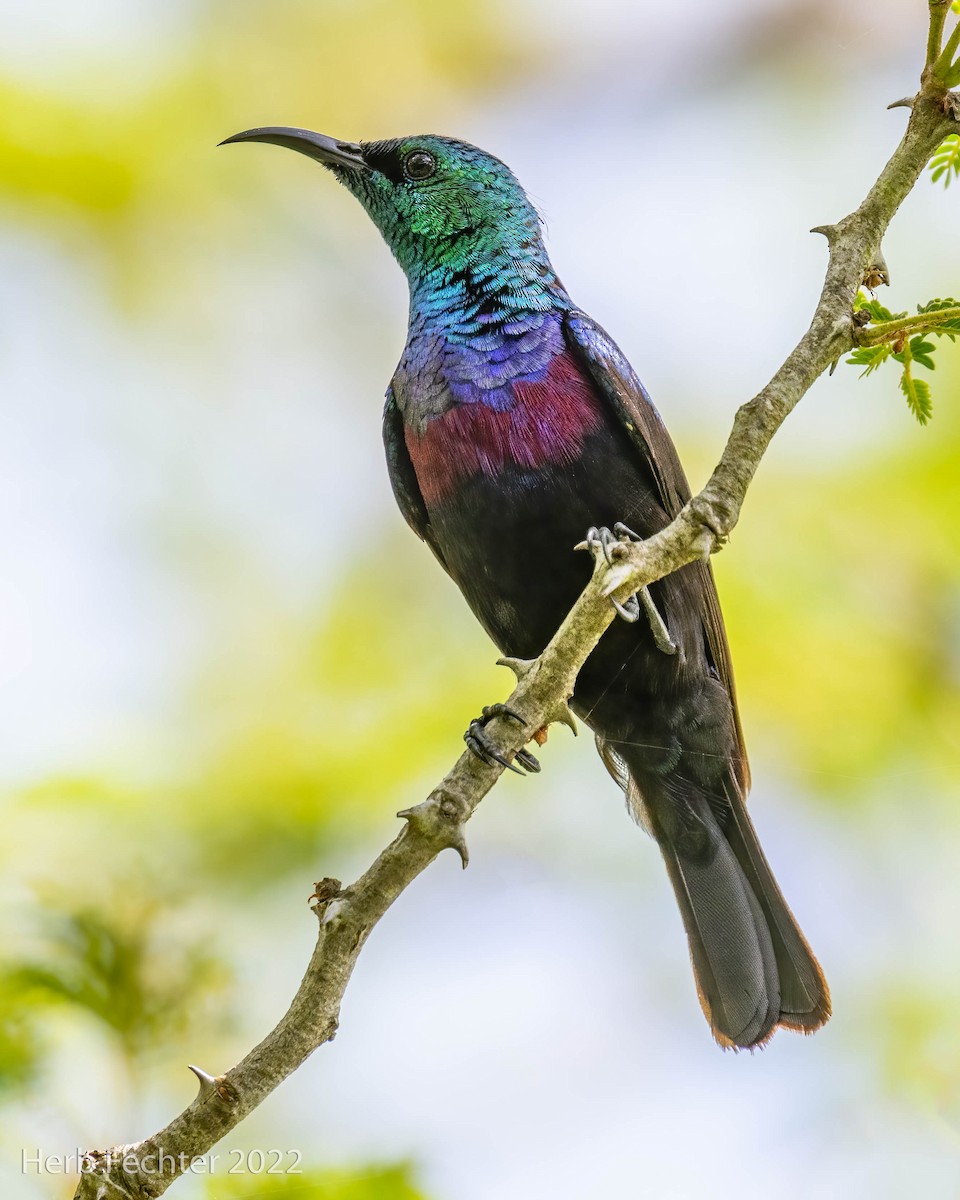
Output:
left=2, top=1, right=959, bottom=1197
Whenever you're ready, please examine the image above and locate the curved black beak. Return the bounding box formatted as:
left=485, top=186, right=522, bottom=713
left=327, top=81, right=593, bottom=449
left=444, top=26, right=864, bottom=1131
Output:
left=219, top=127, right=366, bottom=172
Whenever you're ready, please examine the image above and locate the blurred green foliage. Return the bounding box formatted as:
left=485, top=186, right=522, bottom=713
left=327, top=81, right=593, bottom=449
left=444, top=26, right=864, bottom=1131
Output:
left=0, top=0, right=536, bottom=303
left=178, top=546, right=496, bottom=881
left=871, top=985, right=960, bottom=1123
left=717, top=375, right=960, bottom=796
left=203, top=1163, right=428, bottom=1200
left=14, top=893, right=231, bottom=1063
left=0, top=977, right=42, bottom=1096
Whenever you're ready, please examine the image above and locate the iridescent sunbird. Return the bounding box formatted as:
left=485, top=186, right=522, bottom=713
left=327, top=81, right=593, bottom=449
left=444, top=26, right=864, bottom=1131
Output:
left=222, top=127, right=830, bottom=1050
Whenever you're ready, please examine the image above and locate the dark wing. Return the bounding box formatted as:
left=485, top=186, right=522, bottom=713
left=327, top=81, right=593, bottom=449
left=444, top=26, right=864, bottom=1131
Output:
left=563, top=308, right=749, bottom=789
left=382, top=386, right=447, bottom=570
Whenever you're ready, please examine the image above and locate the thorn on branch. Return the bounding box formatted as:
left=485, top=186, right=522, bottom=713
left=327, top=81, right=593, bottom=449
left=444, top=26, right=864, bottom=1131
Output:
left=496, top=655, right=535, bottom=683
left=448, top=833, right=469, bottom=869
left=188, top=1064, right=239, bottom=1105
left=188, top=1064, right=218, bottom=1100
left=398, top=792, right=471, bottom=869
left=810, top=223, right=839, bottom=241
left=495, top=657, right=578, bottom=735
left=499, top=657, right=573, bottom=729
left=494, top=652, right=578, bottom=724
left=887, top=96, right=916, bottom=111
left=545, top=703, right=578, bottom=736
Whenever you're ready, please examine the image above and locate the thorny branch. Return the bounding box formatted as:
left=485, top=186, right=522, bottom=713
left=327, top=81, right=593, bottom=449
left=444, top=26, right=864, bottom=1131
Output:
left=73, top=12, right=960, bottom=1199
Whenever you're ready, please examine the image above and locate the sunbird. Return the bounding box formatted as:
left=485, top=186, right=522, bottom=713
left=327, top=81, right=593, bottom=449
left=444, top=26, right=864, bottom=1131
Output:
left=222, top=127, right=830, bottom=1050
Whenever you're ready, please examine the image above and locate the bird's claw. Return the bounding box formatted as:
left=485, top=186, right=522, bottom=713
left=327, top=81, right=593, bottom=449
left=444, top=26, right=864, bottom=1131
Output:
left=464, top=703, right=541, bottom=775
left=577, top=522, right=677, bottom=654
left=612, top=521, right=640, bottom=541
left=580, top=524, right=634, bottom=567
left=611, top=593, right=641, bottom=623
left=514, top=747, right=542, bottom=771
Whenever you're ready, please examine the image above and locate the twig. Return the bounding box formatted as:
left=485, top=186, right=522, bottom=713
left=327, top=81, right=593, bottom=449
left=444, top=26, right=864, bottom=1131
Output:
left=927, top=0, right=951, bottom=71
left=854, top=305, right=960, bottom=347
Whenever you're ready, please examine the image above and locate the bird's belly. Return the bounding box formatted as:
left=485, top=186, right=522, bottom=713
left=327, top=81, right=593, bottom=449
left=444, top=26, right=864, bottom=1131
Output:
left=424, top=426, right=669, bottom=662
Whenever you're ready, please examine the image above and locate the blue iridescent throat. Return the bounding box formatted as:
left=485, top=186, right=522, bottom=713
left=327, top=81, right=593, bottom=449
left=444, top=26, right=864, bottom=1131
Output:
left=403, top=260, right=571, bottom=412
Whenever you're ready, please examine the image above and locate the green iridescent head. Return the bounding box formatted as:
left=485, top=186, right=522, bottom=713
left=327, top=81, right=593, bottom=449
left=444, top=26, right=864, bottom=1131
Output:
left=221, top=127, right=556, bottom=295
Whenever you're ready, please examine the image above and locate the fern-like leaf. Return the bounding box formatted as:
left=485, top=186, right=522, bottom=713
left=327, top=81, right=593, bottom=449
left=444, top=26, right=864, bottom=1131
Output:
left=916, top=297, right=960, bottom=339
left=909, top=337, right=936, bottom=371
left=846, top=348, right=881, bottom=368
left=930, top=135, right=960, bottom=188
left=899, top=364, right=932, bottom=425
left=852, top=292, right=906, bottom=323
left=847, top=345, right=893, bottom=377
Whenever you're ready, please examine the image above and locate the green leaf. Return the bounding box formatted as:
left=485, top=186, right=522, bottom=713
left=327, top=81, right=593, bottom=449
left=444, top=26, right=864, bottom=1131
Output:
left=916, top=297, right=960, bottom=313
left=909, top=337, right=937, bottom=371
left=916, top=298, right=960, bottom=340
left=929, top=135, right=960, bottom=188
left=899, top=368, right=932, bottom=425
left=847, top=345, right=892, bottom=377
left=847, top=295, right=958, bottom=414
left=852, top=293, right=906, bottom=323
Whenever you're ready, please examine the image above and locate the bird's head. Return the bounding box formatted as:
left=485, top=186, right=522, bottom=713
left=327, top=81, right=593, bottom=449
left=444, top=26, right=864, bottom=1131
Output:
left=221, top=128, right=552, bottom=294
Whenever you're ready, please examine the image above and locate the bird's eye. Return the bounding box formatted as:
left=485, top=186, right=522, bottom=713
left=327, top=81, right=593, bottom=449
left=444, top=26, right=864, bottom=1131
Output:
left=403, top=150, right=436, bottom=181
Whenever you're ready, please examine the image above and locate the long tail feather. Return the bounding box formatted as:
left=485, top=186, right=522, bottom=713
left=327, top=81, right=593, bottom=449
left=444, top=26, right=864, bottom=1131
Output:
left=605, top=738, right=830, bottom=1049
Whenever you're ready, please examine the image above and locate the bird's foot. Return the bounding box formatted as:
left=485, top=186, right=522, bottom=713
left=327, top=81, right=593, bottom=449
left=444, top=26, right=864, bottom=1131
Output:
left=464, top=704, right=541, bottom=775
left=576, top=523, right=677, bottom=655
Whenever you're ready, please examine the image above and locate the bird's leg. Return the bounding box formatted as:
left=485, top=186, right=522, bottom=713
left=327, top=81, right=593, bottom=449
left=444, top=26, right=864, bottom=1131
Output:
left=577, top=523, right=677, bottom=655
left=612, top=523, right=678, bottom=654
left=464, top=703, right=541, bottom=775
